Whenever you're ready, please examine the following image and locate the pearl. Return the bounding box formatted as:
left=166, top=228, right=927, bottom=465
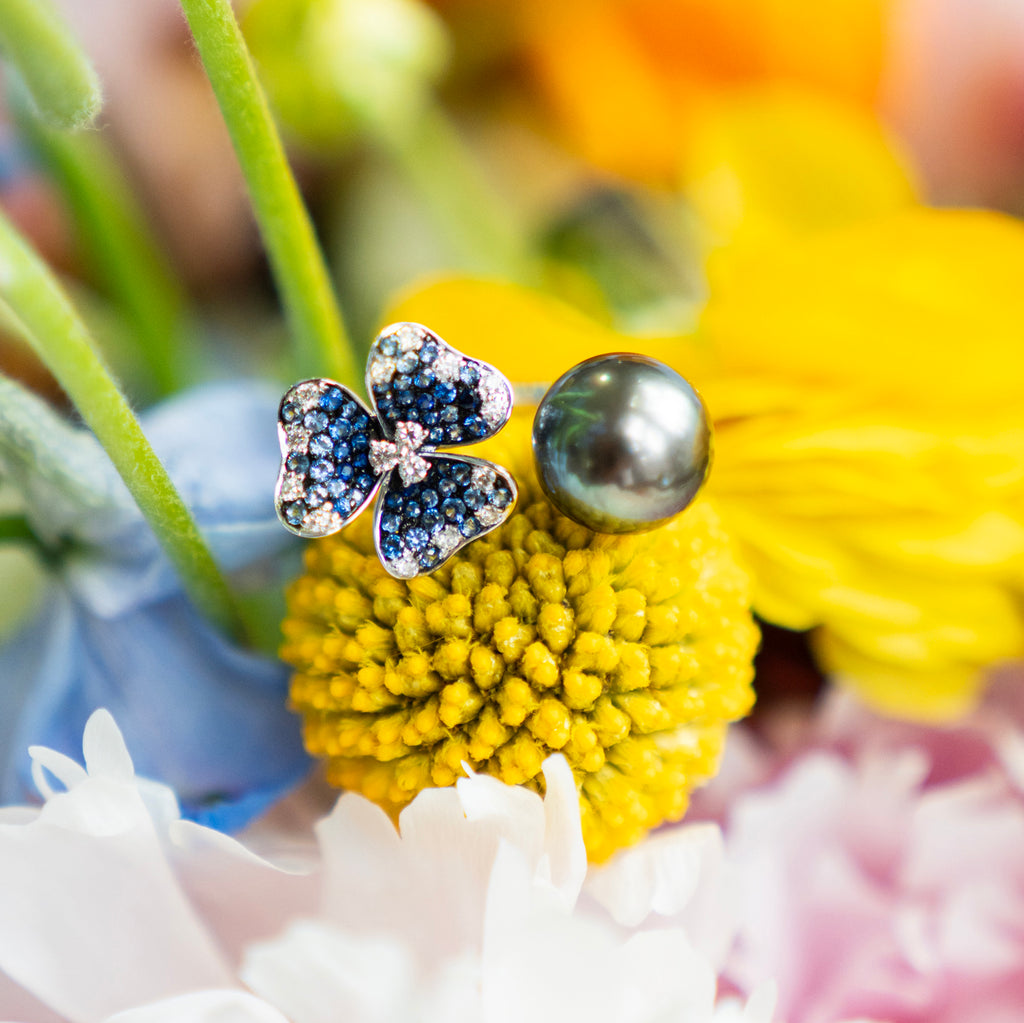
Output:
left=532, top=354, right=712, bottom=533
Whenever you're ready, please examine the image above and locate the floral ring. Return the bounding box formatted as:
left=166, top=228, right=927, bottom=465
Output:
left=275, top=322, right=517, bottom=579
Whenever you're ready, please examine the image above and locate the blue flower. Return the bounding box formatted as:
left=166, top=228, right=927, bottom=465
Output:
left=0, top=378, right=311, bottom=829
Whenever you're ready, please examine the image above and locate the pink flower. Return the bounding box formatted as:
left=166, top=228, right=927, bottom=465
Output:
left=696, top=674, right=1024, bottom=1022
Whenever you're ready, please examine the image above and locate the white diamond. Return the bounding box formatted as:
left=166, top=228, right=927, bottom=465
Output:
left=304, top=503, right=342, bottom=536
left=285, top=425, right=310, bottom=452
left=372, top=422, right=432, bottom=486
left=476, top=505, right=503, bottom=527
left=280, top=473, right=304, bottom=501
left=388, top=554, right=419, bottom=579
left=397, top=325, right=422, bottom=353
left=436, top=525, right=462, bottom=554
left=479, top=372, right=511, bottom=426
left=369, top=438, right=398, bottom=476
left=294, top=382, right=322, bottom=410
left=471, top=466, right=496, bottom=489
left=369, top=357, right=396, bottom=387
left=433, top=351, right=461, bottom=383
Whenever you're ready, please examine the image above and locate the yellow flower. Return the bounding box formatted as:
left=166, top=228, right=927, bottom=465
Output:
left=386, top=206, right=1024, bottom=720
left=281, top=416, right=758, bottom=862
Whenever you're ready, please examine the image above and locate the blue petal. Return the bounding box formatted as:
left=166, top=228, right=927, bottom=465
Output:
left=60, top=381, right=298, bottom=618
left=1, top=587, right=311, bottom=828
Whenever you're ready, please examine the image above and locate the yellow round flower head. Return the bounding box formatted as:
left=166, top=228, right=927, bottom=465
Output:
left=281, top=413, right=758, bottom=861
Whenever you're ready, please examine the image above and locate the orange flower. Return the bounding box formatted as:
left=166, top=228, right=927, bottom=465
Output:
left=433, top=0, right=890, bottom=184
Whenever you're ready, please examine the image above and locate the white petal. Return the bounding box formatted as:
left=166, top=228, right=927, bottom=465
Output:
left=0, top=783, right=234, bottom=1020
left=103, top=989, right=290, bottom=1023
left=82, top=709, right=136, bottom=784
left=539, top=756, right=586, bottom=905
left=455, top=769, right=546, bottom=867
left=28, top=745, right=87, bottom=799
left=585, top=822, right=736, bottom=965
left=242, top=920, right=415, bottom=1023
left=168, top=819, right=318, bottom=966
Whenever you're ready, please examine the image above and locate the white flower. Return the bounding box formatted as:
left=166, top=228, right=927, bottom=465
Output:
left=0, top=711, right=777, bottom=1023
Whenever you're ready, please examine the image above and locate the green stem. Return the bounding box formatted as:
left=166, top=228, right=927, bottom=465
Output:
left=0, top=515, right=40, bottom=546
left=178, top=0, right=358, bottom=387
left=0, top=0, right=101, bottom=130
left=0, top=214, right=244, bottom=639
left=364, top=98, right=532, bottom=282
left=14, top=99, right=191, bottom=396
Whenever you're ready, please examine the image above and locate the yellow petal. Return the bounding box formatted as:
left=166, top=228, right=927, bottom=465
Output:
left=685, top=87, right=917, bottom=253
left=383, top=276, right=703, bottom=384
left=701, top=208, right=1024, bottom=411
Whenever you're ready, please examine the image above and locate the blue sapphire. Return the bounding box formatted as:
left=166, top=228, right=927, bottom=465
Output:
left=460, top=365, right=480, bottom=386
left=416, top=394, right=435, bottom=412
left=309, top=434, right=333, bottom=458
left=491, top=487, right=512, bottom=508
left=414, top=372, right=433, bottom=389
left=435, top=382, right=457, bottom=405
left=420, top=489, right=439, bottom=508
left=286, top=452, right=309, bottom=474
left=356, top=473, right=374, bottom=491
left=284, top=501, right=306, bottom=526
left=404, top=500, right=421, bottom=520
left=333, top=440, right=351, bottom=461
left=380, top=534, right=403, bottom=560
left=420, top=545, right=440, bottom=569
left=329, top=419, right=353, bottom=441
left=376, top=400, right=396, bottom=420
left=342, top=400, right=360, bottom=419
left=439, top=407, right=459, bottom=425
left=421, top=411, right=439, bottom=426
left=281, top=401, right=300, bottom=423
left=452, top=464, right=471, bottom=484
left=395, top=389, right=416, bottom=408
left=379, top=336, right=398, bottom=357
left=352, top=452, right=370, bottom=468
left=438, top=478, right=457, bottom=498
left=309, top=459, right=334, bottom=482
left=419, top=341, right=438, bottom=364
left=463, top=415, right=487, bottom=437
left=351, top=433, right=369, bottom=452
left=380, top=513, right=401, bottom=533
left=441, top=498, right=466, bottom=522
left=397, top=353, right=418, bottom=374
left=394, top=373, right=412, bottom=391
left=304, top=410, right=328, bottom=433
left=320, top=387, right=345, bottom=412
left=327, top=478, right=348, bottom=500
left=338, top=463, right=355, bottom=482
left=406, top=528, right=429, bottom=552
left=421, top=509, right=442, bottom=532
left=463, top=488, right=484, bottom=510
left=429, top=427, right=445, bottom=444
left=305, top=484, right=328, bottom=508
left=460, top=517, right=481, bottom=538
left=384, top=491, right=402, bottom=510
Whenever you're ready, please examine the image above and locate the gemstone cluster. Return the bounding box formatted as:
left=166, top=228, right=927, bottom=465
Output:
left=367, top=323, right=511, bottom=445
left=376, top=457, right=516, bottom=579
left=275, top=322, right=517, bottom=578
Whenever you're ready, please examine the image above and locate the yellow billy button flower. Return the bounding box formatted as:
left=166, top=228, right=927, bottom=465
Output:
left=281, top=414, right=758, bottom=862
left=386, top=207, right=1024, bottom=721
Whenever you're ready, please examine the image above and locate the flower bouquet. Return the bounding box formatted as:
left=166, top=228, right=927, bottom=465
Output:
left=0, top=0, right=1022, bottom=1019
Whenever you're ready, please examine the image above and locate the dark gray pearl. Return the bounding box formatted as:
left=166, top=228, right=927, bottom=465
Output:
left=531, top=354, right=712, bottom=533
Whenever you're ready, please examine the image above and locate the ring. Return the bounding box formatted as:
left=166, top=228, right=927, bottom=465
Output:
left=275, top=322, right=517, bottom=579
